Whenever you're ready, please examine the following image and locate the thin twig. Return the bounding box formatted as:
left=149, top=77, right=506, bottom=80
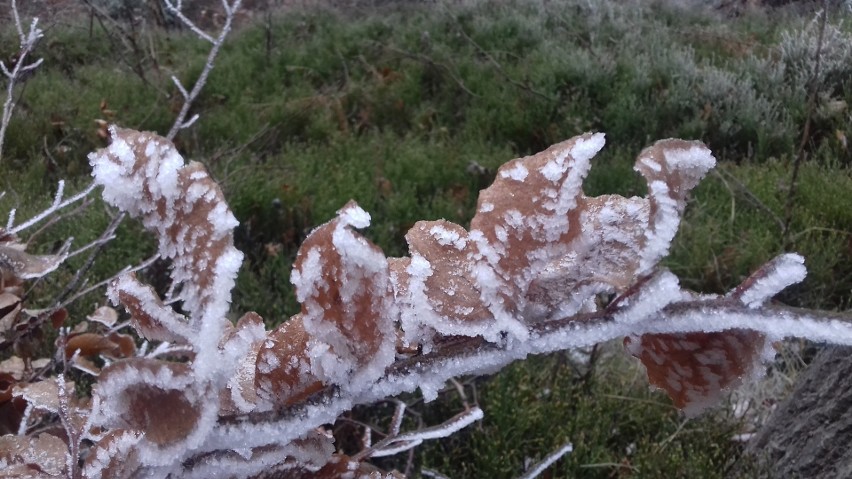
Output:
left=448, top=15, right=556, bottom=103
left=165, top=0, right=244, bottom=140
left=518, top=443, right=573, bottom=479
left=783, top=1, right=828, bottom=245
left=0, top=0, right=44, bottom=163
left=712, top=168, right=785, bottom=232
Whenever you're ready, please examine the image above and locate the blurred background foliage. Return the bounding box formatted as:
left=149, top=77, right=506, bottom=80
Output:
left=1, top=0, right=850, bottom=476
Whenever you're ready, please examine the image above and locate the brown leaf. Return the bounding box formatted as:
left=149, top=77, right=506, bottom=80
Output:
left=254, top=314, right=323, bottom=408
left=0, top=245, right=66, bottom=280
left=0, top=292, right=22, bottom=337
left=83, top=429, right=143, bottom=479
left=111, top=273, right=190, bottom=344
left=0, top=433, right=67, bottom=477
left=90, top=128, right=242, bottom=326
left=289, top=201, right=396, bottom=387
left=65, top=333, right=118, bottom=359
left=87, top=305, right=118, bottom=327
left=13, top=379, right=74, bottom=414
left=625, top=330, right=766, bottom=415
left=394, top=220, right=492, bottom=342
left=94, top=358, right=210, bottom=447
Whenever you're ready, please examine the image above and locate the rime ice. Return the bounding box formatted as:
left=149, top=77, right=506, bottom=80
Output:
left=71, top=128, right=852, bottom=478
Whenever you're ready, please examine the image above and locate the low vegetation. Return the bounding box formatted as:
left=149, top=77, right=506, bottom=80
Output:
left=1, top=0, right=850, bottom=476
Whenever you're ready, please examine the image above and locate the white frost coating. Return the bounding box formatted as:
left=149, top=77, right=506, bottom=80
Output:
left=500, top=162, right=529, bottom=181
left=639, top=180, right=679, bottom=273
left=570, top=132, right=606, bottom=163
left=518, top=443, right=573, bottom=479
left=338, top=203, right=371, bottom=229
left=612, top=271, right=683, bottom=324
left=663, top=146, right=716, bottom=181
left=639, top=158, right=662, bottom=172
left=738, top=254, right=807, bottom=308
left=292, top=250, right=322, bottom=306
left=480, top=202, right=495, bottom=213
left=197, top=290, right=850, bottom=462
left=429, top=225, right=467, bottom=250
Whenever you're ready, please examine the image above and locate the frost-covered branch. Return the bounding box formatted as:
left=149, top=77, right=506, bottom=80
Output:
left=9, top=129, right=851, bottom=478
left=519, top=443, right=574, bottom=479
left=7, top=181, right=97, bottom=235
left=164, top=0, right=243, bottom=140
left=0, top=0, right=45, bottom=163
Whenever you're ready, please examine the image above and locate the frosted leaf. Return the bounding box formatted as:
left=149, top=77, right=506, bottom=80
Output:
left=633, top=139, right=716, bottom=274
left=91, top=358, right=218, bottom=465
left=289, top=201, right=396, bottom=390
left=0, top=292, right=23, bottom=339
left=521, top=137, right=713, bottom=320
left=731, top=253, right=807, bottom=308
left=526, top=195, right=649, bottom=319
left=0, top=245, right=66, bottom=280
left=254, top=314, right=323, bottom=408
left=83, top=429, right=143, bottom=479
left=12, top=380, right=73, bottom=414
left=470, top=133, right=605, bottom=315
left=625, top=330, right=769, bottom=416
left=0, top=356, right=25, bottom=379
left=395, top=220, right=492, bottom=344
left=109, top=273, right=192, bottom=344
left=181, top=431, right=335, bottom=479
left=89, top=127, right=243, bottom=346
left=0, top=433, right=67, bottom=477
left=219, top=312, right=267, bottom=414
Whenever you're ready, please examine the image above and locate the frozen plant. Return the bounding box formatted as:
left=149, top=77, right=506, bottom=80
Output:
left=3, top=127, right=852, bottom=478
left=0, top=0, right=44, bottom=163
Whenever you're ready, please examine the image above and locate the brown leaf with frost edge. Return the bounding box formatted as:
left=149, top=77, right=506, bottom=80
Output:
left=89, top=127, right=243, bottom=343
left=92, top=358, right=218, bottom=463
left=286, top=201, right=396, bottom=389
left=625, top=330, right=768, bottom=416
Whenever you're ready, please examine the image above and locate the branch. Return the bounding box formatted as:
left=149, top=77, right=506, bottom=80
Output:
left=203, top=298, right=852, bottom=461
left=0, top=0, right=45, bottom=163
left=165, top=0, right=243, bottom=140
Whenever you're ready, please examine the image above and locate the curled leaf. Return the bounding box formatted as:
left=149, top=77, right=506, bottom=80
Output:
left=83, top=429, right=143, bottom=479
left=88, top=305, right=119, bottom=327
left=393, top=220, right=492, bottom=344
left=109, top=273, right=191, bottom=344
left=13, top=379, right=74, bottom=414
left=89, top=127, right=243, bottom=343
left=0, top=245, right=66, bottom=280
left=289, top=201, right=396, bottom=389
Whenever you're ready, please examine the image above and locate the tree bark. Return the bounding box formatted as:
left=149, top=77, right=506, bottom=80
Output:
left=735, top=346, right=852, bottom=478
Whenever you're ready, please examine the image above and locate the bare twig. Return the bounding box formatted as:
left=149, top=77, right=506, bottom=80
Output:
left=448, top=15, right=556, bottom=103
left=784, top=1, right=829, bottom=245
left=518, top=442, right=573, bottom=479
left=7, top=181, right=97, bottom=235
left=165, top=0, right=244, bottom=140
left=0, top=0, right=44, bottom=163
